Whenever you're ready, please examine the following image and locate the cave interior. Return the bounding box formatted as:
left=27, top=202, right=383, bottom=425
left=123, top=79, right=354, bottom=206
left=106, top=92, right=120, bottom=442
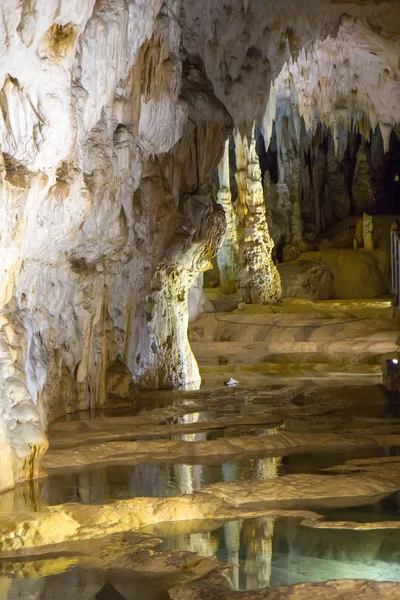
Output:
left=1, top=1, right=400, bottom=599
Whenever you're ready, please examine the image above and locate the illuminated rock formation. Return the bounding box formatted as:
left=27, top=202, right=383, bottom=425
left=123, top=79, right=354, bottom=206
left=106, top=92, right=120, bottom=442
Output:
left=352, top=143, right=376, bottom=214
left=1, top=0, right=400, bottom=492
left=234, top=129, right=282, bottom=304
left=217, top=139, right=238, bottom=295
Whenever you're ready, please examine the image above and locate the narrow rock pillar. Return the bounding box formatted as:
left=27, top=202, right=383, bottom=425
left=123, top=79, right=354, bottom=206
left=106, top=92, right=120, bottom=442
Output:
left=216, top=139, right=238, bottom=295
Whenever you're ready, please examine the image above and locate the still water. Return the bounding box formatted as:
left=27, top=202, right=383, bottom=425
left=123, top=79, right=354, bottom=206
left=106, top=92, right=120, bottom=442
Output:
left=2, top=446, right=396, bottom=514
left=2, top=383, right=400, bottom=598
left=3, top=513, right=400, bottom=599
left=145, top=514, right=400, bottom=590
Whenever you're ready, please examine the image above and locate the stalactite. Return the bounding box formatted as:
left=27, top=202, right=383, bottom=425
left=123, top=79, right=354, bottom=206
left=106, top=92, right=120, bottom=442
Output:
left=234, top=127, right=282, bottom=304
left=216, top=139, right=238, bottom=295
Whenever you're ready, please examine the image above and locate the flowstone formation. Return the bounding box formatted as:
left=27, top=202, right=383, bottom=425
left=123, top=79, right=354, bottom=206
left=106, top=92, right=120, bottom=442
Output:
left=234, top=129, right=282, bottom=304
left=0, top=0, right=400, bottom=493
left=216, top=140, right=238, bottom=296
left=0, top=0, right=232, bottom=492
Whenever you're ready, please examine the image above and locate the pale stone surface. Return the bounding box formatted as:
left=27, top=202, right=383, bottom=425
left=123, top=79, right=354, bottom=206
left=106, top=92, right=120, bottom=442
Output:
left=353, top=144, right=376, bottom=214
left=188, top=273, right=216, bottom=323
left=1, top=0, right=400, bottom=493
left=217, top=139, right=238, bottom=295
left=234, top=129, right=282, bottom=304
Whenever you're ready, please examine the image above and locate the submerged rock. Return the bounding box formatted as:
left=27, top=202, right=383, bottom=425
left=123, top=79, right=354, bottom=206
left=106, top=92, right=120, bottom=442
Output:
left=169, top=576, right=400, bottom=600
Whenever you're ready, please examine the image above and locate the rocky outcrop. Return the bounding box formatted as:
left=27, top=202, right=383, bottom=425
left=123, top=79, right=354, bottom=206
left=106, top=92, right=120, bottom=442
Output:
left=0, top=1, right=231, bottom=491
left=278, top=260, right=334, bottom=301
left=1, top=0, right=400, bottom=492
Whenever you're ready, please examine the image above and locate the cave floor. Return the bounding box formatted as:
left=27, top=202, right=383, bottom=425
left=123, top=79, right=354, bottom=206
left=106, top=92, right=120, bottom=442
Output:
left=190, top=297, right=398, bottom=387
left=3, top=384, right=400, bottom=598
left=2, top=300, right=400, bottom=599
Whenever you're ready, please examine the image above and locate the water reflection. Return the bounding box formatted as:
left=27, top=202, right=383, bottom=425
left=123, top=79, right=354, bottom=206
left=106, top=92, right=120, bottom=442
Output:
left=145, top=516, right=400, bottom=591
left=2, top=447, right=399, bottom=516
left=0, top=456, right=282, bottom=515
left=0, top=562, right=184, bottom=600
left=4, top=515, right=400, bottom=598
left=155, top=453, right=280, bottom=591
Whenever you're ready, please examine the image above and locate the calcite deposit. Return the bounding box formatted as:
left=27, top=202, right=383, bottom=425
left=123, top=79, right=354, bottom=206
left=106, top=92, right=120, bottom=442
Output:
left=1, top=0, right=400, bottom=503
left=3, top=4, right=400, bottom=600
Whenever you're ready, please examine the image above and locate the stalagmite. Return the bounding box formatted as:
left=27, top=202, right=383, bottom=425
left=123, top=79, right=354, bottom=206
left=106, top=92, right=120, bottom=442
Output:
left=311, top=146, right=326, bottom=235
left=354, top=218, right=364, bottom=249
left=352, top=143, right=376, bottom=214
left=289, top=157, right=303, bottom=245
left=234, top=128, right=282, bottom=304
left=326, top=135, right=351, bottom=220
left=217, top=139, right=238, bottom=295
left=363, top=213, right=375, bottom=252
left=263, top=172, right=283, bottom=256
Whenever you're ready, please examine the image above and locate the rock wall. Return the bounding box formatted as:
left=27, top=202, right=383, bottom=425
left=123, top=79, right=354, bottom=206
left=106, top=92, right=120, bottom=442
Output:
left=0, top=0, right=400, bottom=491
left=0, top=0, right=232, bottom=492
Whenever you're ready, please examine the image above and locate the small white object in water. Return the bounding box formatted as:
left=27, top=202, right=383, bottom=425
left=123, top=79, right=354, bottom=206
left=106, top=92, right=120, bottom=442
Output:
left=393, top=359, right=399, bottom=365
left=225, top=377, right=239, bottom=387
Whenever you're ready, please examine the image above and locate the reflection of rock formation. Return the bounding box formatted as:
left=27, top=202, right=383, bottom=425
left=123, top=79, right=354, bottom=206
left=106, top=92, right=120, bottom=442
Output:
left=162, top=530, right=219, bottom=559
left=174, top=411, right=207, bottom=495
left=224, top=520, right=243, bottom=590
left=243, top=518, right=275, bottom=590
left=0, top=477, right=46, bottom=517
left=255, top=456, right=282, bottom=481
left=220, top=454, right=279, bottom=591
left=4, top=564, right=106, bottom=600
left=270, top=516, right=400, bottom=587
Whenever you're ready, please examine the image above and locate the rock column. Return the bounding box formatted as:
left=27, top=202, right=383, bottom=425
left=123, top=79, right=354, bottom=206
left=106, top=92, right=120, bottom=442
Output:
left=234, top=128, right=282, bottom=304
left=217, top=139, right=238, bottom=295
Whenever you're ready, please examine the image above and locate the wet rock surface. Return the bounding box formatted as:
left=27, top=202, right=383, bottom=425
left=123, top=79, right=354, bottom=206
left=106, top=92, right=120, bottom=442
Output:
left=3, top=382, right=400, bottom=598
left=169, top=576, right=400, bottom=600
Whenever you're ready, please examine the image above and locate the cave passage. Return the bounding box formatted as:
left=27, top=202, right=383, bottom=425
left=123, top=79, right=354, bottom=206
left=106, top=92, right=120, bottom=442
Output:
left=1, top=1, right=400, bottom=599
